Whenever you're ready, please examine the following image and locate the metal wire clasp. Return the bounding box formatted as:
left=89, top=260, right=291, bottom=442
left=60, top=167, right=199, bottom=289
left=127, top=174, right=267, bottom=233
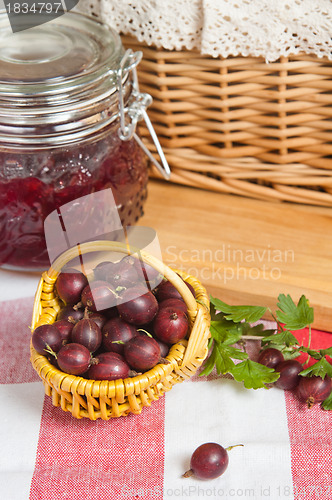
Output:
left=117, top=49, right=171, bottom=180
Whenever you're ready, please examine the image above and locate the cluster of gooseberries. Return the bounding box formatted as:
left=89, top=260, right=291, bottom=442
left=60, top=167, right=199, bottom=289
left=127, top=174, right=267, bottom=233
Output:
left=257, top=347, right=332, bottom=408
left=31, top=256, right=195, bottom=380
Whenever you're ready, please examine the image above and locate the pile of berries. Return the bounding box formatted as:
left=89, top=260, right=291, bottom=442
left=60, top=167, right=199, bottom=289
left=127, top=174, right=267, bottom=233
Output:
left=257, top=348, right=332, bottom=408
left=31, top=256, right=195, bottom=381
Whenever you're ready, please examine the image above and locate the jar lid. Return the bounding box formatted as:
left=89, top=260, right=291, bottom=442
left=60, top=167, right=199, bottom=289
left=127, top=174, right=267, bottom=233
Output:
left=0, top=11, right=124, bottom=95
left=0, top=10, right=171, bottom=179
left=0, top=11, right=134, bottom=148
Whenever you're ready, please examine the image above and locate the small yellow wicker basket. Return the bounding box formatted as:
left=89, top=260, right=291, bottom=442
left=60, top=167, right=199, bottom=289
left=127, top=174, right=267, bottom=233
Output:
left=30, top=241, right=211, bottom=420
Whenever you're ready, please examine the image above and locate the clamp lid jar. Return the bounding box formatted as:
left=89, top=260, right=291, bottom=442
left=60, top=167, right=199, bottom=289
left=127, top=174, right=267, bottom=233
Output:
left=0, top=11, right=169, bottom=271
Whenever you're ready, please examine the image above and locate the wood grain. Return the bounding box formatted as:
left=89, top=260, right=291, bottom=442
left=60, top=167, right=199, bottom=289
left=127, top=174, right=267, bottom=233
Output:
left=139, top=180, right=332, bottom=331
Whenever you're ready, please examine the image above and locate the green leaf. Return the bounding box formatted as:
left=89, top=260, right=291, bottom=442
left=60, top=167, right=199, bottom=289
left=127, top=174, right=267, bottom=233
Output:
left=210, top=319, right=243, bottom=345
left=230, top=359, right=280, bottom=389
left=200, top=342, right=248, bottom=377
left=209, top=302, right=220, bottom=321
left=203, top=344, right=235, bottom=376
left=240, top=322, right=276, bottom=337
left=320, top=347, right=332, bottom=357
left=214, top=345, right=237, bottom=374
left=222, top=345, right=248, bottom=361
left=200, top=346, right=218, bottom=377
left=299, top=358, right=332, bottom=379
left=281, top=349, right=301, bottom=361
left=210, top=296, right=267, bottom=323
left=321, top=391, right=332, bottom=411
left=298, top=346, right=322, bottom=360
left=261, top=329, right=299, bottom=347
left=214, top=344, right=248, bottom=374
left=276, top=294, right=314, bottom=330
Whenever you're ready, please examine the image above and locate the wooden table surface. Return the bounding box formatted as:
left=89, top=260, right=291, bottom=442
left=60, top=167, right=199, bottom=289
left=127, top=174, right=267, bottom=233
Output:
left=139, top=180, right=332, bottom=331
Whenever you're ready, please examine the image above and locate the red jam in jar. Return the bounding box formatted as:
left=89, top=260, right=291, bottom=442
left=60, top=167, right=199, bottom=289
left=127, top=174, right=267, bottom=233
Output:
left=0, top=12, right=150, bottom=270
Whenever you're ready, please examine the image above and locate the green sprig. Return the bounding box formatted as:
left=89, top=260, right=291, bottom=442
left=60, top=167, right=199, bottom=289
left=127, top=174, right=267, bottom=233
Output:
left=201, top=293, right=332, bottom=401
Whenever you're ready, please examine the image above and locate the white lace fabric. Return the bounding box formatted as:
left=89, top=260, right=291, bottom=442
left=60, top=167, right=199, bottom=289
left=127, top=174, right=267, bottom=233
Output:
left=75, top=0, right=332, bottom=62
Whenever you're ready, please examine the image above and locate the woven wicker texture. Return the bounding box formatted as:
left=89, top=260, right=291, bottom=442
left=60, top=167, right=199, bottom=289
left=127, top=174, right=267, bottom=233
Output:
left=123, top=36, right=332, bottom=206
left=30, top=241, right=211, bottom=420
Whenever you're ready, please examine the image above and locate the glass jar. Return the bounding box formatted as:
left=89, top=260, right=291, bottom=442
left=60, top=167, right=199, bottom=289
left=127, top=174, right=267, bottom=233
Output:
left=0, top=11, right=169, bottom=271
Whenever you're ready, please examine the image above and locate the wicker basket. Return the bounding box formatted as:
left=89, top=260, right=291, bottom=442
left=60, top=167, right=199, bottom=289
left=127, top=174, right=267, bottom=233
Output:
left=30, top=241, right=211, bottom=420
left=123, top=35, right=332, bottom=206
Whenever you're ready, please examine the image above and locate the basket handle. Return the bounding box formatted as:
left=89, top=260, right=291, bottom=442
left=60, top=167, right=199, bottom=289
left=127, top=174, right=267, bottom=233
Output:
left=47, top=240, right=198, bottom=317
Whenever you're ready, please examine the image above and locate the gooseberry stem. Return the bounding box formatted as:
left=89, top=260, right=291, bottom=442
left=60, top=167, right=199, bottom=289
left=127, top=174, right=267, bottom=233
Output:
left=304, top=324, right=312, bottom=367
left=182, top=470, right=194, bottom=478
left=137, top=329, right=153, bottom=338
left=44, top=344, right=57, bottom=359
left=225, top=444, right=244, bottom=452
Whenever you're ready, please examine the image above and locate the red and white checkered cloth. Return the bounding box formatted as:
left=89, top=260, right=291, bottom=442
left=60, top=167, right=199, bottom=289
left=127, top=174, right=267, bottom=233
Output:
left=0, top=296, right=331, bottom=500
